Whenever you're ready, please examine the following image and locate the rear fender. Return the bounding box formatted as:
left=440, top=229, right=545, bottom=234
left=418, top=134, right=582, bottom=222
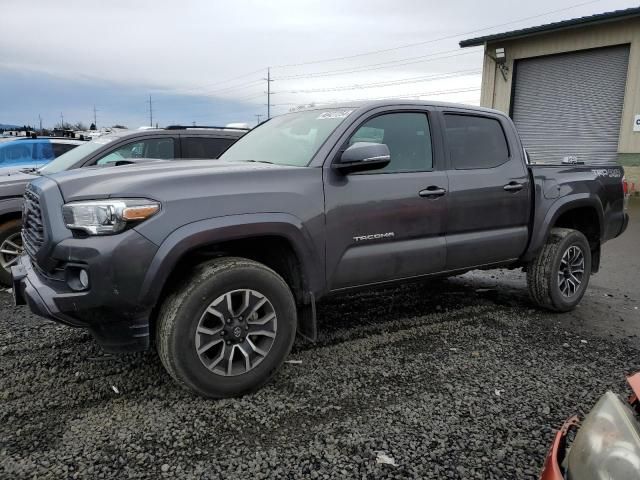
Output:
left=523, top=194, right=603, bottom=261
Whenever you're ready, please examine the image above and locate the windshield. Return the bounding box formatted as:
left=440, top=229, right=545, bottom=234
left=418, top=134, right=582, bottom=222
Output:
left=39, top=137, right=114, bottom=174
left=220, top=108, right=354, bottom=166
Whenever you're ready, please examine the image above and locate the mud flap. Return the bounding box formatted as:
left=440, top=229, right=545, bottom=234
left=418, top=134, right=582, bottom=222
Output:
left=591, top=242, right=601, bottom=273
left=297, top=292, right=317, bottom=342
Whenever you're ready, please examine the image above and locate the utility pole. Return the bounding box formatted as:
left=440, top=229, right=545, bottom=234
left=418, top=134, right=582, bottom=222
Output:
left=60, top=113, right=64, bottom=129
left=264, top=67, right=274, bottom=119
left=254, top=114, right=263, bottom=125
left=147, top=95, right=153, bottom=127
left=93, top=105, right=98, bottom=128
left=38, top=115, right=42, bottom=134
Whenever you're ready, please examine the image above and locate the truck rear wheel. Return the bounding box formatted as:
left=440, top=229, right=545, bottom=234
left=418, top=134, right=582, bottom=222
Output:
left=527, top=228, right=591, bottom=312
left=0, top=219, right=23, bottom=287
left=156, top=257, right=297, bottom=398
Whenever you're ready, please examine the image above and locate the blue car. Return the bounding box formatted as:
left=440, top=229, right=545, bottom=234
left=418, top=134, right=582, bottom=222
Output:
left=0, top=137, right=84, bottom=172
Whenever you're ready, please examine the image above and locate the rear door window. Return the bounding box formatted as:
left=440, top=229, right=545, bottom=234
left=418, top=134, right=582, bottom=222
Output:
left=444, top=114, right=510, bottom=169
left=182, top=137, right=235, bottom=159
left=96, top=138, right=175, bottom=165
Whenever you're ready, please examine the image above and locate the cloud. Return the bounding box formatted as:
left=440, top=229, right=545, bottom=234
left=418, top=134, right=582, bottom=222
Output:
left=0, top=0, right=635, bottom=124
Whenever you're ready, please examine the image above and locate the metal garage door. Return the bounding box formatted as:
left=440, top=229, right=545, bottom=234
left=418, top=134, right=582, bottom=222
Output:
left=511, top=45, right=629, bottom=164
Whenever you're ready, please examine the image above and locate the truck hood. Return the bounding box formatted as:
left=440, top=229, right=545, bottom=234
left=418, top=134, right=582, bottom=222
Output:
left=39, top=158, right=324, bottom=247
left=45, top=159, right=289, bottom=202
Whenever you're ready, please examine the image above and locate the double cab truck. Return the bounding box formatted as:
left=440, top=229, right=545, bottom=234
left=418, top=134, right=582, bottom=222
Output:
left=12, top=101, right=628, bottom=398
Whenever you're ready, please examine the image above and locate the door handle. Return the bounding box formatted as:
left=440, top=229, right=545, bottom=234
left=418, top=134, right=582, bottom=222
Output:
left=419, top=186, right=447, bottom=198
left=503, top=182, right=524, bottom=192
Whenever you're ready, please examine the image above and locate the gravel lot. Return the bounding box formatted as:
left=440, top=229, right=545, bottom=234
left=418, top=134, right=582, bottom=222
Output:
left=1, top=200, right=639, bottom=479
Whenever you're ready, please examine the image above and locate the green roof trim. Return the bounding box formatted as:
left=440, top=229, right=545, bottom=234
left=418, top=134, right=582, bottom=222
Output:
left=460, top=7, right=640, bottom=48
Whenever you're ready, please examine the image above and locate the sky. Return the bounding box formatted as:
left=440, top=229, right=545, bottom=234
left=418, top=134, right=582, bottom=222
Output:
left=0, top=0, right=637, bottom=129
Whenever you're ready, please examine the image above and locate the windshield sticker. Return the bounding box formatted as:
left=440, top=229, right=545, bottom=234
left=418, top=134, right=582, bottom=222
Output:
left=317, top=110, right=353, bottom=120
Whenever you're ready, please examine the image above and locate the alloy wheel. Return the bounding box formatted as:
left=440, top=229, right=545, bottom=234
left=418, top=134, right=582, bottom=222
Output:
left=557, top=245, right=585, bottom=298
left=0, top=232, right=23, bottom=272
left=195, top=289, right=278, bottom=376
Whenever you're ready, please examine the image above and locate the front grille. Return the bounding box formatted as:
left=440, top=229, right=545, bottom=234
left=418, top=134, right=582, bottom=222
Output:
left=22, top=189, right=45, bottom=258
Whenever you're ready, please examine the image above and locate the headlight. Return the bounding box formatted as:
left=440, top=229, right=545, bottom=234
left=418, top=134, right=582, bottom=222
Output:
left=62, top=199, right=160, bottom=235
left=567, top=391, right=640, bottom=479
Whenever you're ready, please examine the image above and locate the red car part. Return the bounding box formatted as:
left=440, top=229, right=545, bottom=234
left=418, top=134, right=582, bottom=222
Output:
left=540, top=416, right=580, bottom=480
left=627, top=371, right=640, bottom=412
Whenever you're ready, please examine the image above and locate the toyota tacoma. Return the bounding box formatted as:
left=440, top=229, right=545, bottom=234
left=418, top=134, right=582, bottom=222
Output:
left=12, top=101, right=629, bottom=398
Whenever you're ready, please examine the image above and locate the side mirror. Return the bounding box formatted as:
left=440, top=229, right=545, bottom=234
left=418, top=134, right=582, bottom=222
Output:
left=333, top=142, right=391, bottom=174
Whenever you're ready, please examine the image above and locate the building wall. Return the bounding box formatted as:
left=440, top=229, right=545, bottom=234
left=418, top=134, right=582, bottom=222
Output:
left=479, top=17, right=640, bottom=154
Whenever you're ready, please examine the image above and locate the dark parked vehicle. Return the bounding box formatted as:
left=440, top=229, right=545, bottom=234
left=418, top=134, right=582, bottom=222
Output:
left=0, top=126, right=246, bottom=285
left=12, top=101, right=628, bottom=398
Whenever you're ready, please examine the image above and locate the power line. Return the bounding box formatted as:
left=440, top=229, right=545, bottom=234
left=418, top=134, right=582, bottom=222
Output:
left=273, top=49, right=481, bottom=80
left=157, top=0, right=605, bottom=108
left=160, top=0, right=605, bottom=113
left=178, top=67, right=267, bottom=93
left=277, top=69, right=482, bottom=94
left=312, top=87, right=482, bottom=105
left=339, top=87, right=481, bottom=102
left=271, top=0, right=605, bottom=68
left=270, top=86, right=481, bottom=108
left=235, top=92, right=266, bottom=102
left=196, top=79, right=264, bottom=97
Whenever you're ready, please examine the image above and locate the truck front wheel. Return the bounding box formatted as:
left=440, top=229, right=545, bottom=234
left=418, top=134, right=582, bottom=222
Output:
left=156, top=257, right=297, bottom=398
left=527, top=228, right=592, bottom=312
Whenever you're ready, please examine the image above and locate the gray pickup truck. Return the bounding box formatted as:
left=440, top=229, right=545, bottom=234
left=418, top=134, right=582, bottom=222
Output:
left=13, top=101, right=628, bottom=398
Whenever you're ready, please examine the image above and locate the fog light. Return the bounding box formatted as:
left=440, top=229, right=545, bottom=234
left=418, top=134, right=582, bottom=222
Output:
left=66, top=266, right=90, bottom=291
left=79, top=269, right=90, bottom=289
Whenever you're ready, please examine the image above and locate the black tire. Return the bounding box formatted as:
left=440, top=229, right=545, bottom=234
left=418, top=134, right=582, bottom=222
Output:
left=527, top=228, right=592, bottom=312
left=0, top=219, right=23, bottom=287
left=156, top=257, right=297, bottom=398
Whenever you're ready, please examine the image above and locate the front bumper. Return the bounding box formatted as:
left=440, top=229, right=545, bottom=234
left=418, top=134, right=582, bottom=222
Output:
left=12, top=228, right=159, bottom=353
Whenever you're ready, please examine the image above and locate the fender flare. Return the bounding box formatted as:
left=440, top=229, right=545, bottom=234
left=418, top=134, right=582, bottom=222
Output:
left=137, top=212, right=323, bottom=308
left=523, top=194, right=604, bottom=261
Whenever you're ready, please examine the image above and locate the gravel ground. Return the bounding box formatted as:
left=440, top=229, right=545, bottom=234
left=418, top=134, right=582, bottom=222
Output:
left=1, top=201, right=639, bottom=479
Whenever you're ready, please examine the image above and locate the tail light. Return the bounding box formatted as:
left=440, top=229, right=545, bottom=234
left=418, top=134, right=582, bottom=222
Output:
left=622, top=176, right=629, bottom=211
left=622, top=176, right=628, bottom=196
